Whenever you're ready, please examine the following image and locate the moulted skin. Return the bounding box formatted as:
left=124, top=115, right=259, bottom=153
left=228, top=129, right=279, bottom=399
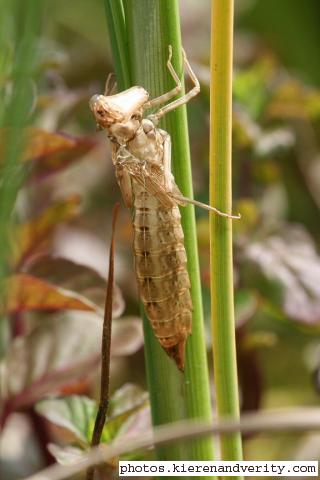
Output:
left=133, top=182, right=192, bottom=370
left=90, top=86, right=193, bottom=370
left=90, top=52, right=238, bottom=369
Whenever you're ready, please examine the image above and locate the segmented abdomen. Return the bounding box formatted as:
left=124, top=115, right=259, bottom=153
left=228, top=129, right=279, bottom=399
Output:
left=132, top=182, right=192, bottom=370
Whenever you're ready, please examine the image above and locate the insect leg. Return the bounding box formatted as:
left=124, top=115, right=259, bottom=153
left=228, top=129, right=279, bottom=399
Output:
left=147, top=48, right=200, bottom=124
left=104, top=73, right=116, bottom=96
left=171, top=193, right=241, bottom=220
left=144, top=46, right=182, bottom=110
left=160, top=131, right=174, bottom=191
left=156, top=129, right=238, bottom=218
left=115, top=165, right=134, bottom=208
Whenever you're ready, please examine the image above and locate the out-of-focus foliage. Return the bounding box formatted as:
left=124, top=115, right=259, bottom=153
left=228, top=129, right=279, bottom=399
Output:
left=238, top=0, right=320, bottom=86
left=0, top=128, right=96, bottom=180
left=1, top=312, right=143, bottom=410
left=242, top=226, right=320, bottom=325
left=1, top=0, right=320, bottom=477
left=35, top=384, right=150, bottom=466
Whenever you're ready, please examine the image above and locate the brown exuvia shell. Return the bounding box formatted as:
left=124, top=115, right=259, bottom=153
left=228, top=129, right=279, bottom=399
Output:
left=132, top=182, right=192, bottom=371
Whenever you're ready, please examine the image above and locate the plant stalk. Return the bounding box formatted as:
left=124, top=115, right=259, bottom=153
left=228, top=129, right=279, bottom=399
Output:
left=104, top=0, right=215, bottom=468
left=86, top=203, right=120, bottom=480
left=104, top=0, right=130, bottom=89
left=209, top=0, right=243, bottom=471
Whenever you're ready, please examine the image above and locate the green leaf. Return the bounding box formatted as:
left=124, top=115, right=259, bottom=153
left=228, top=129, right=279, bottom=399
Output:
left=233, top=60, right=273, bottom=119
left=35, top=385, right=150, bottom=463
left=36, top=395, right=97, bottom=444
left=102, top=384, right=149, bottom=444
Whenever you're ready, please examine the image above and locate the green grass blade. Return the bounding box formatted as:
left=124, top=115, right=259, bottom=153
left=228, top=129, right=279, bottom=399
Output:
left=103, top=0, right=130, bottom=89
left=0, top=0, right=43, bottom=357
left=209, top=0, right=243, bottom=470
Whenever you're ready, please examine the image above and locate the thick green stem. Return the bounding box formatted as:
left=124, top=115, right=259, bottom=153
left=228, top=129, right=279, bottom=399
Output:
left=209, top=0, right=243, bottom=472
left=104, top=0, right=214, bottom=468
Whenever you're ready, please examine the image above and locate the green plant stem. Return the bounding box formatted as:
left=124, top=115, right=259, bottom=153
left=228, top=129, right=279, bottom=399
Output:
left=124, top=0, right=215, bottom=465
left=209, top=0, right=243, bottom=472
left=103, top=0, right=130, bottom=89
left=104, top=0, right=215, bottom=468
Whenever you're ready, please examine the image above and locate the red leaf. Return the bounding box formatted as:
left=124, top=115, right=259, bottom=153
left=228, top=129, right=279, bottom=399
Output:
left=0, top=127, right=96, bottom=179
left=15, top=195, right=81, bottom=267
left=5, top=273, right=100, bottom=314
left=1, top=313, right=103, bottom=409
left=27, top=256, right=125, bottom=317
